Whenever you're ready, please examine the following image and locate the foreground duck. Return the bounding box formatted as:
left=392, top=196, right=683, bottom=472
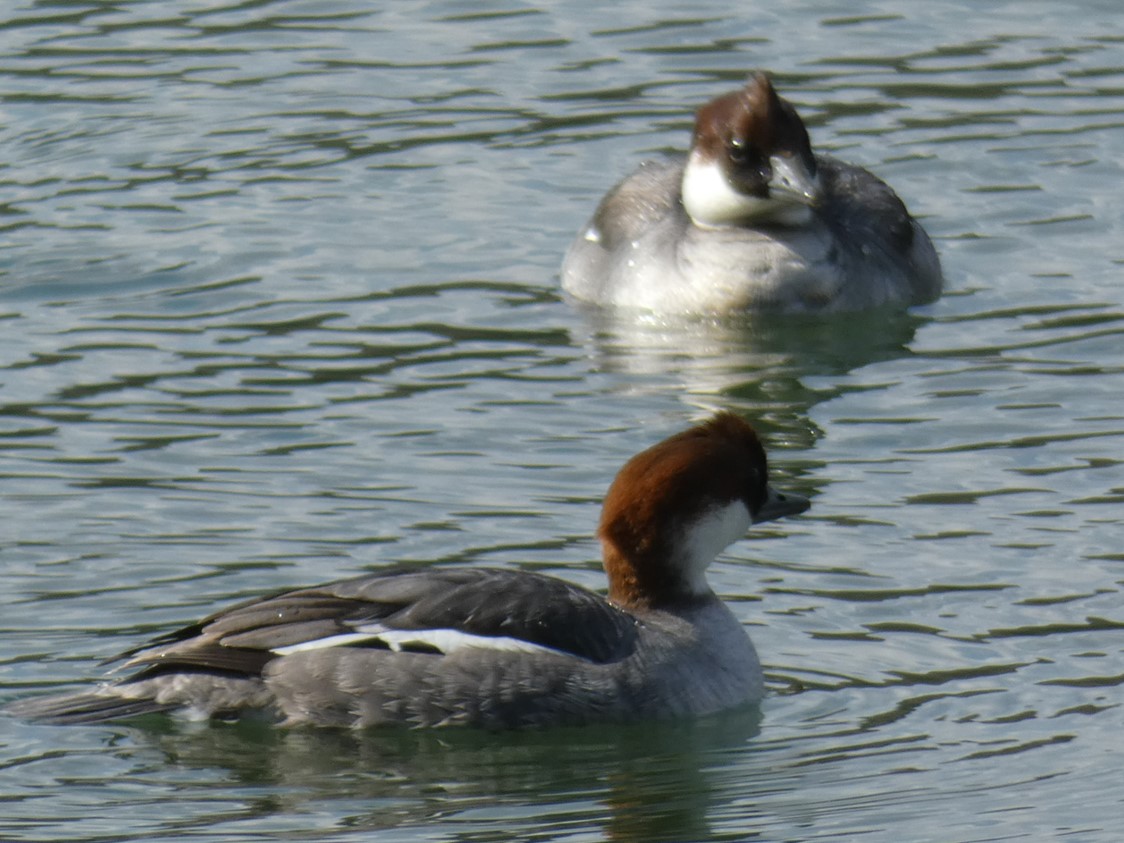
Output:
left=7, top=413, right=808, bottom=729
left=562, top=72, right=941, bottom=314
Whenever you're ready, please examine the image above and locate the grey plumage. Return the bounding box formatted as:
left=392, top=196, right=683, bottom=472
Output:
left=563, top=154, right=941, bottom=313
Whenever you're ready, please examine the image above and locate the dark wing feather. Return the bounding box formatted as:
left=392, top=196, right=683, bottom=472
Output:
left=126, top=643, right=276, bottom=678
left=113, top=567, right=637, bottom=679
left=816, top=156, right=915, bottom=253
left=327, top=567, right=639, bottom=663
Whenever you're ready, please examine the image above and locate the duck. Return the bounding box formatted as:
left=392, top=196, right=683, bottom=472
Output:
left=6, top=412, right=808, bottom=729
left=561, top=72, right=941, bottom=314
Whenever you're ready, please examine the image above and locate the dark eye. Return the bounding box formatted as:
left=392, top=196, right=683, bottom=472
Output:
left=727, top=137, right=762, bottom=169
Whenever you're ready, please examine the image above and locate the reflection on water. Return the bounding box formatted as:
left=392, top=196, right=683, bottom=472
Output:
left=10, top=710, right=763, bottom=842
left=571, top=305, right=927, bottom=435
left=2, top=0, right=1123, bottom=841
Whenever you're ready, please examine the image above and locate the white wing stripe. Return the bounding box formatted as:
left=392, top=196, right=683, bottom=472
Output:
left=271, top=632, right=382, bottom=655
left=271, top=626, right=565, bottom=657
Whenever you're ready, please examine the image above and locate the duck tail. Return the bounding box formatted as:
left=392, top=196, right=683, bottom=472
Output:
left=4, top=689, right=173, bottom=725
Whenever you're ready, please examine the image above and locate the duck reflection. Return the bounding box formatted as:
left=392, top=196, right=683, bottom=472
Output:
left=121, top=707, right=762, bottom=842
left=570, top=305, right=928, bottom=448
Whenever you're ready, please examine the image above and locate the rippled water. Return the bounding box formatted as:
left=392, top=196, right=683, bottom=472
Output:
left=2, top=1, right=1122, bottom=841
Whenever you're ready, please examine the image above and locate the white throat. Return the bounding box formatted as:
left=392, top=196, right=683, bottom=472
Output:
left=681, top=150, right=815, bottom=228
left=675, top=499, right=752, bottom=595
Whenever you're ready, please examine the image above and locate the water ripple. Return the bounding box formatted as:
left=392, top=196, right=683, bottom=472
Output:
left=2, top=1, right=1124, bottom=841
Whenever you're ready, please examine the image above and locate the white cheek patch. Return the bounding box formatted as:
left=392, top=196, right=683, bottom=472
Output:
left=682, top=154, right=768, bottom=227
left=270, top=625, right=566, bottom=658
left=681, top=152, right=816, bottom=228
left=677, top=500, right=752, bottom=594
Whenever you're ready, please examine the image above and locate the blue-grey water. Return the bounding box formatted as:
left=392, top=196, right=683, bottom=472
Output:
left=1, top=1, right=1122, bottom=841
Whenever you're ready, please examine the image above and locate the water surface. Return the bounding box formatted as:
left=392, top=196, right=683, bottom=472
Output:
left=2, top=1, right=1122, bottom=841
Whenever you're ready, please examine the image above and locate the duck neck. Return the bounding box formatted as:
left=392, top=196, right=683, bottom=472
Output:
left=603, top=542, right=713, bottom=613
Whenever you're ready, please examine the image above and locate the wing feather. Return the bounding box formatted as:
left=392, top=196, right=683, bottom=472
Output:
left=111, top=567, right=637, bottom=680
